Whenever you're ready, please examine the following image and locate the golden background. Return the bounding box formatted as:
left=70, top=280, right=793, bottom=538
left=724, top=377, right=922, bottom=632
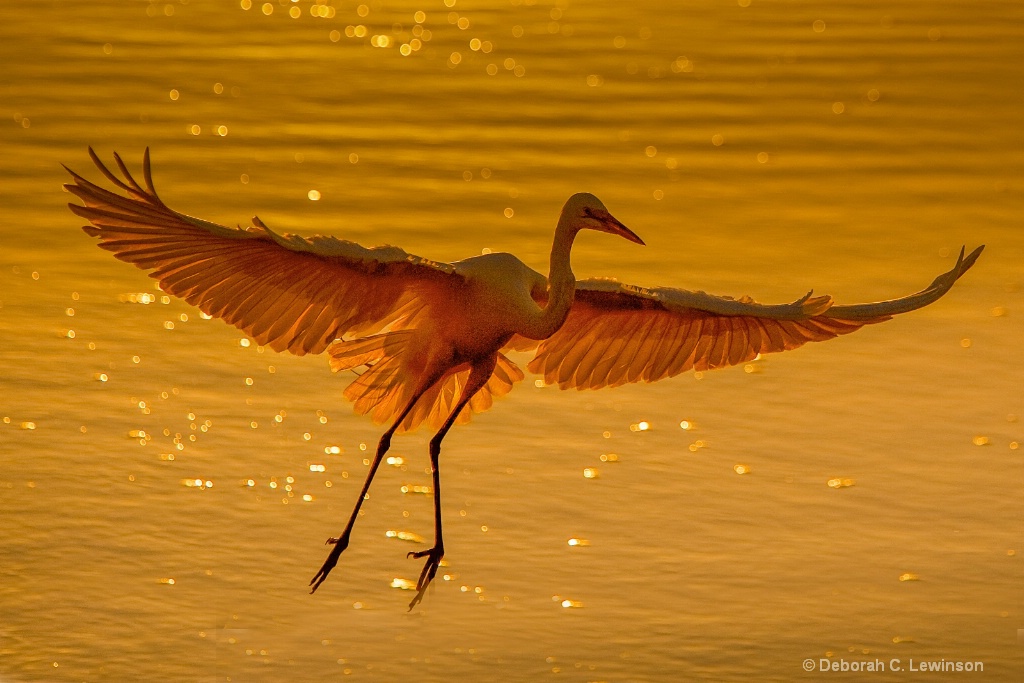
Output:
left=1, top=1, right=1021, bottom=680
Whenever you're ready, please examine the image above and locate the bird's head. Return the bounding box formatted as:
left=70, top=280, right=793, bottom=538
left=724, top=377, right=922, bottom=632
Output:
left=562, top=192, right=645, bottom=245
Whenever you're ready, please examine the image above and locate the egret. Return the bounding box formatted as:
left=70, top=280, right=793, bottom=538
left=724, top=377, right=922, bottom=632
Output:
left=65, top=149, right=982, bottom=609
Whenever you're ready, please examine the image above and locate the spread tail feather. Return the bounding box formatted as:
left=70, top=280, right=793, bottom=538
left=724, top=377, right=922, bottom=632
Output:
left=328, top=333, right=524, bottom=433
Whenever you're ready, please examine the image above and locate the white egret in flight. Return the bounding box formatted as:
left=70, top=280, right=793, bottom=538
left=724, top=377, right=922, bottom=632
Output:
left=65, top=149, right=983, bottom=609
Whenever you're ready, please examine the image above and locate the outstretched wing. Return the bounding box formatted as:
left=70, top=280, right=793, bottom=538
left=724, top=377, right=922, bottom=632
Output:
left=522, top=246, right=983, bottom=389
left=65, top=148, right=464, bottom=355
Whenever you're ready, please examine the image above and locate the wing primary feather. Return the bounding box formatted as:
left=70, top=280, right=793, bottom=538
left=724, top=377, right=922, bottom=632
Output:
left=705, top=318, right=732, bottom=370
left=664, top=315, right=703, bottom=378
left=776, top=321, right=810, bottom=349
left=625, top=312, right=669, bottom=383
left=88, top=147, right=135, bottom=193
left=638, top=316, right=677, bottom=382
left=739, top=317, right=762, bottom=361
left=245, top=263, right=322, bottom=339
left=578, top=319, right=636, bottom=389
left=623, top=311, right=666, bottom=383
left=727, top=317, right=751, bottom=366
left=271, top=293, right=329, bottom=349
left=556, top=319, right=605, bottom=386
left=691, top=316, right=720, bottom=372
left=570, top=319, right=620, bottom=388
left=112, top=151, right=146, bottom=194
left=600, top=313, right=641, bottom=386
left=141, top=147, right=167, bottom=206
left=646, top=315, right=692, bottom=381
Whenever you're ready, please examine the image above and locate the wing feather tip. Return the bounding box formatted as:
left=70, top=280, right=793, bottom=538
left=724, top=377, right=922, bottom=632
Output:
left=959, top=244, right=984, bottom=276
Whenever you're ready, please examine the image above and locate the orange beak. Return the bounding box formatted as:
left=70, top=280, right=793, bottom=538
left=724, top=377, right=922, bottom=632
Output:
left=587, top=208, right=645, bottom=246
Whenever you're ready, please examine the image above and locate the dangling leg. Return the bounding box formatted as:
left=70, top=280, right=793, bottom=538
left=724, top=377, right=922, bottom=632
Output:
left=309, top=366, right=449, bottom=594
left=407, top=356, right=497, bottom=610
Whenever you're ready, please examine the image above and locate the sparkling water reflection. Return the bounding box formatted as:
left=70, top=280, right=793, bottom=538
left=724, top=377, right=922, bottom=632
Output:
left=1, top=1, right=1022, bottom=681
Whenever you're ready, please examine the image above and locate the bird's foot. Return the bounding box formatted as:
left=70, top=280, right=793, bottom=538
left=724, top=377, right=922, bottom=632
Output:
left=406, top=545, right=444, bottom=610
left=309, top=533, right=349, bottom=594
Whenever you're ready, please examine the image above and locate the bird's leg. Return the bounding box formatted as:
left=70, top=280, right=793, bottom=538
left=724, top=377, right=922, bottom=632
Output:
left=407, top=357, right=496, bottom=610
left=308, top=427, right=395, bottom=593
left=309, top=369, right=447, bottom=594
left=405, top=435, right=446, bottom=609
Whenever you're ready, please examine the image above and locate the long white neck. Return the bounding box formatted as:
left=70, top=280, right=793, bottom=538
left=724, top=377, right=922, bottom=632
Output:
left=519, top=217, right=578, bottom=340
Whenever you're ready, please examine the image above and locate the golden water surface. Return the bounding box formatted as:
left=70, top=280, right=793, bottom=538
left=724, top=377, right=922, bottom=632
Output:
left=1, top=1, right=1022, bottom=681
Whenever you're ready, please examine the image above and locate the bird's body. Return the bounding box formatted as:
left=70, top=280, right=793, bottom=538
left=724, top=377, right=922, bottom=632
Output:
left=65, top=148, right=983, bottom=609
left=443, top=252, right=537, bottom=352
